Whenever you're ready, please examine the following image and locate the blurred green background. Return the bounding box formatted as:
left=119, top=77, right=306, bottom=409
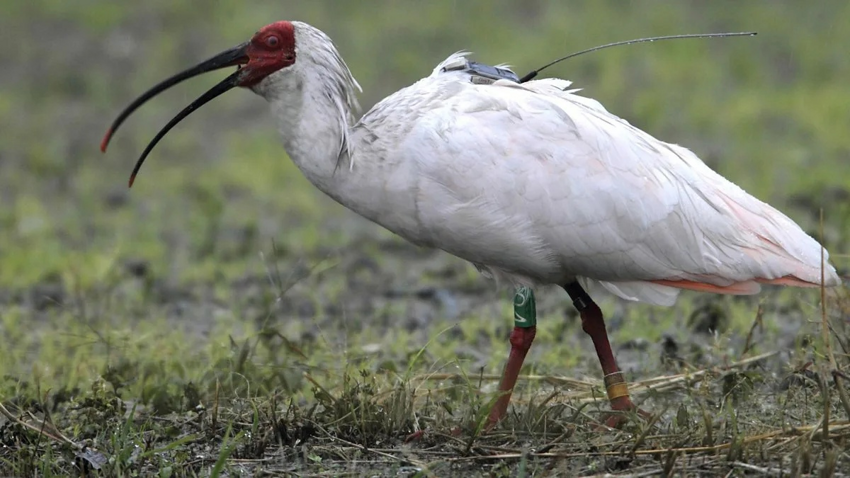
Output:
left=1, top=0, right=848, bottom=398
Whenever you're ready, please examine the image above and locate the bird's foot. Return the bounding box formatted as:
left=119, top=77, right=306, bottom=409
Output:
left=599, top=408, right=652, bottom=429
left=403, top=430, right=425, bottom=443
left=597, top=394, right=652, bottom=429
left=403, top=426, right=462, bottom=443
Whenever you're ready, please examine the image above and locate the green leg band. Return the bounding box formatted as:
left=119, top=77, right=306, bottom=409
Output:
left=513, top=287, right=537, bottom=328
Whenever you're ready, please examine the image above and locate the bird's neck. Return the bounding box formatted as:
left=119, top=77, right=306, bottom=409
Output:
left=267, top=76, right=423, bottom=242
left=275, top=97, right=349, bottom=192
left=258, top=43, right=423, bottom=239
left=265, top=68, right=363, bottom=204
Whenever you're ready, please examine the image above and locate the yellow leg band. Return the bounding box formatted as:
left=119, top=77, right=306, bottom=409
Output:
left=604, top=372, right=631, bottom=401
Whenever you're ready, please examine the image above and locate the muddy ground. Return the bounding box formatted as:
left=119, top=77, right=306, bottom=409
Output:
left=2, top=1, right=850, bottom=476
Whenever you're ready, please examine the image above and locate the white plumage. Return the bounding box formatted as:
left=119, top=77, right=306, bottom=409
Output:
left=102, top=20, right=845, bottom=430
left=257, top=23, right=839, bottom=306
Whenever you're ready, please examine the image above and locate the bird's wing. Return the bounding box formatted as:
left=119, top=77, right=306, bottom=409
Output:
left=388, top=73, right=839, bottom=304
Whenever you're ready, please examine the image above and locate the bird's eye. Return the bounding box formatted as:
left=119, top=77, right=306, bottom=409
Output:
left=266, top=36, right=279, bottom=48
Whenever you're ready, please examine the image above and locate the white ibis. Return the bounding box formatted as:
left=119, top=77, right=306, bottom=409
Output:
left=101, top=21, right=842, bottom=429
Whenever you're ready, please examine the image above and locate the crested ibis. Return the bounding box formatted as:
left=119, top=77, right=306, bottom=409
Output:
left=101, top=21, right=841, bottom=429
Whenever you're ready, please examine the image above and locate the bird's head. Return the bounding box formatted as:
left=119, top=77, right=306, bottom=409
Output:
left=100, top=21, right=303, bottom=186
left=240, top=21, right=299, bottom=88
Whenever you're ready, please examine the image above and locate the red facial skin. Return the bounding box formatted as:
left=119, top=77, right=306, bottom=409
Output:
left=100, top=21, right=301, bottom=187
left=239, top=21, right=297, bottom=87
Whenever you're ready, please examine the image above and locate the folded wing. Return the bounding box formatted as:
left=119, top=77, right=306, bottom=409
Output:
left=387, top=62, right=840, bottom=305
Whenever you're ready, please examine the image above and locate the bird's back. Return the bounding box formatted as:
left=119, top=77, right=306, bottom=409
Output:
left=351, top=54, right=841, bottom=305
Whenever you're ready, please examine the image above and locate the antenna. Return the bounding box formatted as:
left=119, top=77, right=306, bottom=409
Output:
left=518, top=32, right=756, bottom=83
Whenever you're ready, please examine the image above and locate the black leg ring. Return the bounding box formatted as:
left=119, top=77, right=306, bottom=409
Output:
left=563, top=281, right=592, bottom=312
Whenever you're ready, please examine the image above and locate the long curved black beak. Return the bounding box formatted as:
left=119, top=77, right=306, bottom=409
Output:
left=101, top=42, right=250, bottom=187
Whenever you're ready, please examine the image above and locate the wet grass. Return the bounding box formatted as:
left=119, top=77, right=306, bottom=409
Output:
left=2, top=0, right=850, bottom=475
left=3, top=283, right=850, bottom=476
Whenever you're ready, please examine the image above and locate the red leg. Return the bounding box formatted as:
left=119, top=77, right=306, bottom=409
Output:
left=486, top=325, right=537, bottom=430
left=485, top=287, right=538, bottom=430
left=564, top=282, right=648, bottom=427
left=407, top=288, right=537, bottom=441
